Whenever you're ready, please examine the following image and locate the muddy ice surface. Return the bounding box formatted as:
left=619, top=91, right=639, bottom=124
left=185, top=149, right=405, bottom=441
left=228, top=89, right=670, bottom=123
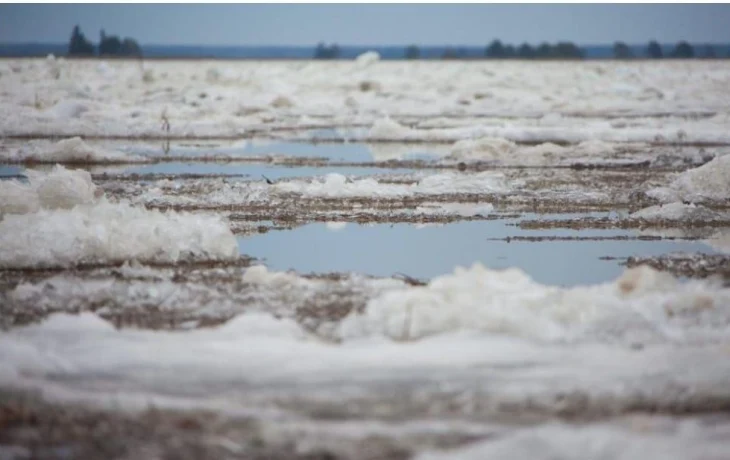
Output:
left=2, top=58, right=730, bottom=459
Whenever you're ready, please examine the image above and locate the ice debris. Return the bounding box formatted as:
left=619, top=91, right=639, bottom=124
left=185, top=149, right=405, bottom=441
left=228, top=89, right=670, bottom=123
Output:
left=2, top=137, right=146, bottom=163
left=0, top=165, right=101, bottom=214
left=0, top=201, right=239, bottom=268
left=355, top=51, right=380, bottom=66
left=338, top=263, right=730, bottom=344
left=648, top=154, right=730, bottom=203
left=630, top=202, right=728, bottom=222
left=273, top=172, right=509, bottom=198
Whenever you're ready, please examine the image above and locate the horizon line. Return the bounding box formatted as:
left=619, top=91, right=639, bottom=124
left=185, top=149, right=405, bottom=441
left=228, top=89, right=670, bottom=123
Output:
left=1, top=41, right=725, bottom=48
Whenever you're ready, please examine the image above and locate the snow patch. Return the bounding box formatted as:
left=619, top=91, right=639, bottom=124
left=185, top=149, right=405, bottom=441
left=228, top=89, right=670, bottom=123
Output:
left=243, top=265, right=313, bottom=288
left=705, top=230, right=730, bottom=254
left=273, top=172, right=509, bottom=198
left=649, top=154, right=730, bottom=202
left=630, top=202, right=727, bottom=222
left=338, top=263, right=730, bottom=344
left=355, top=51, right=380, bottom=66
left=417, top=420, right=730, bottom=460
left=0, top=165, right=101, bottom=214
left=0, top=201, right=239, bottom=268
left=369, top=118, right=415, bottom=139
left=2, top=137, right=146, bottom=163
left=415, top=203, right=495, bottom=217
left=449, top=137, right=516, bottom=161
left=47, top=100, right=88, bottom=119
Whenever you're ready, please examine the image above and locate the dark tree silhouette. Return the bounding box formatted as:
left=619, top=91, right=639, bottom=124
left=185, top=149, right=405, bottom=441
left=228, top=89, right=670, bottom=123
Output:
left=536, top=42, right=553, bottom=59
left=503, top=44, right=516, bottom=58
left=613, top=42, right=632, bottom=59
left=701, top=44, right=717, bottom=59
left=518, top=43, right=535, bottom=59
left=441, top=47, right=459, bottom=59
left=99, top=30, right=122, bottom=56
left=485, top=39, right=505, bottom=58
left=671, top=41, right=695, bottom=58
left=120, top=38, right=142, bottom=57
left=314, top=42, right=340, bottom=59
left=553, top=42, right=583, bottom=59
left=68, top=25, right=94, bottom=56
left=646, top=41, right=663, bottom=59
left=405, top=45, right=420, bottom=59
left=314, top=43, right=327, bottom=59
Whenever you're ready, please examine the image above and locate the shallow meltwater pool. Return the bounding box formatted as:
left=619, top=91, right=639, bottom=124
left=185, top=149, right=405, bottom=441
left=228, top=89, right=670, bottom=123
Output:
left=120, top=162, right=419, bottom=180
left=115, top=139, right=449, bottom=162
left=3, top=56, right=730, bottom=460
left=240, top=218, right=715, bottom=287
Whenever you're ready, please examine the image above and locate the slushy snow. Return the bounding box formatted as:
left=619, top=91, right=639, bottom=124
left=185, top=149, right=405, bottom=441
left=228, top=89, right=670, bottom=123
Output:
left=0, top=200, right=238, bottom=268
left=648, top=154, right=730, bottom=203
left=338, top=263, right=730, bottom=345
left=0, top=165, right=101, bottom=214
left=355, top=51, right=380, bottom=66
left=630, top=202, right=728, bottom=222
left=1, top=137, right=146, bottom=163
left=274, top=172, right=509, bottom=198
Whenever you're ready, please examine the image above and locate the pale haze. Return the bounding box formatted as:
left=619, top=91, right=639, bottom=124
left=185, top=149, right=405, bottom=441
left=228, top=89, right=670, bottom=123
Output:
left=1, top=4, right=730, bottom=45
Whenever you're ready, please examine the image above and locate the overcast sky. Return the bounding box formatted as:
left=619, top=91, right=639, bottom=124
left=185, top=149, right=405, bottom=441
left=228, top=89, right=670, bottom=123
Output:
left=2, top=4, right=730, bottom=46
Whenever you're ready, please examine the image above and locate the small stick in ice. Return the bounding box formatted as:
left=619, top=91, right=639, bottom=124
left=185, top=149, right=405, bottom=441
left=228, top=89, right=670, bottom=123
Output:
left=262, top=175, right=274, bottom=185
left=160, top=109, right=171, bottom=134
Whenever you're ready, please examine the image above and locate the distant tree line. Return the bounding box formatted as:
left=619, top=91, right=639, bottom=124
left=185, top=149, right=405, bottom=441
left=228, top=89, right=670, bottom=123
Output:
left=68, top=25, right=142, bottom=57
left=400, top=40, right=725, bottom=61
left=483, top=40, right=584, bottom=59
left=314, top=42, right=341, bottom=59
left=612, top=40, right=719, bottom=59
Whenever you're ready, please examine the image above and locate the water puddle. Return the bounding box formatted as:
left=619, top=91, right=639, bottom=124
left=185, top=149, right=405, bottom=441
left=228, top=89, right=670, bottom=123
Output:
left=113, top=163, right=419, bottom=181
left=0, top=165, right=24, bottom=179
left=114, top=139, right=448, bottom=162
left=239, top=219, right=715, bottom=287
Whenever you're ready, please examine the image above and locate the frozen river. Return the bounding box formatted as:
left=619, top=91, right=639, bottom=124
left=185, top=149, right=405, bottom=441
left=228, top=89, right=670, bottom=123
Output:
left=1, top=57, right=730, bottom=459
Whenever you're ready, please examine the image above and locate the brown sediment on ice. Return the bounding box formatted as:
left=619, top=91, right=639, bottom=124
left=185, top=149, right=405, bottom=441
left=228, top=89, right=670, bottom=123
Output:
left=228, top=211, right=519, bottom=226
left=516, top=217, right=730, bottom=231
left=486, top=235, right=699, bottom=243
left=93, top=172, right=252, bottom=181
left=0, top=258, right=257, bottom=291
left=0, top=263, right=404, bottom=331
left=0, top=393, right=415, bottom=460
left=623, top=253, right=730, bottom=282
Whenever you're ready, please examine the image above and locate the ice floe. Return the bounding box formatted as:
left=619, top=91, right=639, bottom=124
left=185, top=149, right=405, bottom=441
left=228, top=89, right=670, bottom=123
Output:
left=418, top=419, right=730, bottom=460
left=338, top=263, right=730, bottom=345
left=630, top=202, right=728, bottom=222
left=0, top=165, right=101, bottom=214
left=648, top=154, right=730, bottom=203
left=2, top=59, right=730, bottom=140
left=0, top=200, right=238, bottom=268
left=1, top=137, right=147, bottom=163
left=273, top=172, right=510, bottom=198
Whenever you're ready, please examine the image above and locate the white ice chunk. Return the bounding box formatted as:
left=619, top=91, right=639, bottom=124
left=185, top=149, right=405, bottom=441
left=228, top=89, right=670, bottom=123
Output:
left=273, top=172, right=509, bottom=198
left=3, top=137, right=146, bottom=163
left=651, top=154, right=730, bottom=202
left=631, top=202, right=728, bottom=221
left=338, top=263, right=730, bottom=344
left=417, top=420, right=730, bottom=460
left=369, top=118, right=416, bottom=139
left=0, top=201, right=239, bottom=268
left=47, top=100, right=88, bottom=119
left=449, top=137, right=517, bottom=161
left=0, top=165, right=100, bottom=214
left=355, top=51, right=380, bottom=66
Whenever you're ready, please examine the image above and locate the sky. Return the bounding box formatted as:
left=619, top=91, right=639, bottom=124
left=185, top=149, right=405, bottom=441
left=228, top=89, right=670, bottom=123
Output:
left=2, top=4, right=730, bottom=46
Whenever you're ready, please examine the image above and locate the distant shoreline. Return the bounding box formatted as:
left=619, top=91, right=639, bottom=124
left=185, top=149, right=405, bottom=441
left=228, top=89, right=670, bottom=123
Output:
left=2, top=43, right=729, bottom=60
